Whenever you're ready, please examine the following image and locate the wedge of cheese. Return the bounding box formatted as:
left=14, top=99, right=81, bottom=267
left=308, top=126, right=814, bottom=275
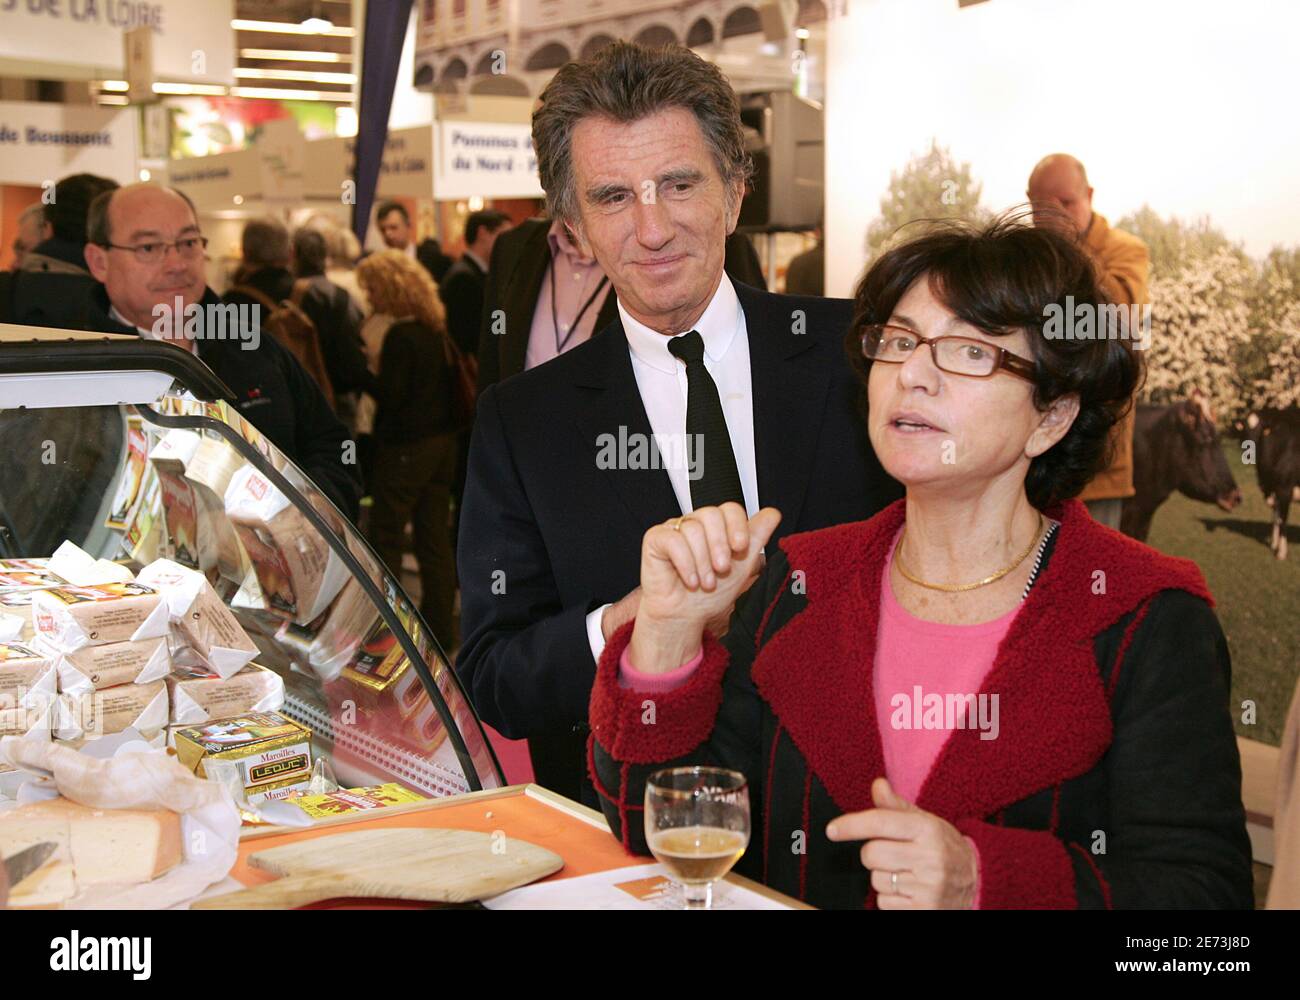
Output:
left=0, top=811, right=75, bottom=908
left=1, top=797, right=183, bottom=896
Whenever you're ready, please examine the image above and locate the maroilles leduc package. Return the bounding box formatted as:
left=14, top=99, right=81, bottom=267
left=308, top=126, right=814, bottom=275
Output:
left=171, top=711, right=312, bottom=793
left=165, top=663, right=285, bottom=726
left=54, top=680, right=170, bottom=740
left=30, top=583, right=170, bottom=652
left=224, top=464, right=349, bottom=625
left=40, top=636, right=171, bottom=696
left=135, top=559, right=257, bottom=679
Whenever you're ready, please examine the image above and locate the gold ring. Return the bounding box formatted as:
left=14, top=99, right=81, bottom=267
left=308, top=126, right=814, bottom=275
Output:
left=669, top=516, right=686, bottom=532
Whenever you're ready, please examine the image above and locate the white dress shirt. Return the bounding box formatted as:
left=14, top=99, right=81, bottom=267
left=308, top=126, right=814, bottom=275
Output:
left=585, top=273, right=758, bottom=661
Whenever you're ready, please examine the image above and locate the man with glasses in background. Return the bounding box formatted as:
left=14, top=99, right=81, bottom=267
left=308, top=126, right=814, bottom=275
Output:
left=80, top=183, right=362, bottom=519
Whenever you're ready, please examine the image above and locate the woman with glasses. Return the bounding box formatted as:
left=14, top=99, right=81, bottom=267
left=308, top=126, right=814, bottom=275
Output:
left=587, top=216, right=1252, bottom=909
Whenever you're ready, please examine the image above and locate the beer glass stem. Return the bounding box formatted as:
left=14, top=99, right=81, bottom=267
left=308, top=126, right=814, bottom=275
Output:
left=683, top=882, right=713, bottom=910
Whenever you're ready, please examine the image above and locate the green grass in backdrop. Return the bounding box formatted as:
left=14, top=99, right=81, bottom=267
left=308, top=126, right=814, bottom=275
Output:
left=1143, top=442, right=1300, bottom=746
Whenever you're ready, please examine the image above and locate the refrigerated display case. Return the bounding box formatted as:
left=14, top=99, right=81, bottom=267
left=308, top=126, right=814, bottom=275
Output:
left=0, top=324, right=503, bottom=800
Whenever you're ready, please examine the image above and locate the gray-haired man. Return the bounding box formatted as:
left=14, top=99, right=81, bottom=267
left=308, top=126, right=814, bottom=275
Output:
left=456, top=42, right=899, bottom=803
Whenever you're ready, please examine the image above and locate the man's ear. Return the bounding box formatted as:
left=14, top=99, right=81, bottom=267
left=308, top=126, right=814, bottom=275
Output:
left=1026, top=393, right=1080, bottom=458
left=725, top=177, right=745, bottom=235
left=84, top=242, right=109, bottom=283
left=566, top=219, right=595, bottom=259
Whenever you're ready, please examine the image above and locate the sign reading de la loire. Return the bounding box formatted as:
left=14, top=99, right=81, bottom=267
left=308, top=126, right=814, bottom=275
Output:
left=0, top=0, right=234, bottom=84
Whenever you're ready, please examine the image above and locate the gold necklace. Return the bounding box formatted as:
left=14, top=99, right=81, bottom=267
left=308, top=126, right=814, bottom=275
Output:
left=894, top=513, right=1045, bottom=593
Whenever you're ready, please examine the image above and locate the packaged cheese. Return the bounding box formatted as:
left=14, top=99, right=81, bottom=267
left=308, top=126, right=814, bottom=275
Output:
left=46, top=541, right=134, bottom=587
left=57, top=728, right=167, bottom=752
left=0, top=641, right=56, bottom=706
left=0, top=700, right=55, bottom=738
left=54, top=679, right=169, bottom=740
left=341, top=623, right=425, bottom=718
left=165, top=663, right=285, bottom=726
left=0, top=797, right=183, bottom=904
left=183, top=435, right=254, bottom=586
left=150, top=429, right=212, bottom=570
left=135, top=559, right=257, bottom=678
left=289, top=782, right=427, bottom=820
left=224, top=465, right=348, bottom=625
left=244, top=776, right=312, bottom=806
left=171, top=711, right=312, bottom=792
left=42, top=635, right=170, bottom=695
left=0, top=609, right=28, bottom=642
left=30, top=583, right=169, bottom=651
left=0, top=557, right=65, bottom=592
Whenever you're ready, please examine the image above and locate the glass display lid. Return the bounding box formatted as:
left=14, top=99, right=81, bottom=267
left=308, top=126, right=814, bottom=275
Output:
left=0, top=324, right=503, bottom=811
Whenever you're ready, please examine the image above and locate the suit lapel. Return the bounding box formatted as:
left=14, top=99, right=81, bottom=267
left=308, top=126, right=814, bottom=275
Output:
left=571, top=317, right=683, bottom=528
left=739, top=283, right=830, bottom=534
left=502, top=221, right=552, bottom=380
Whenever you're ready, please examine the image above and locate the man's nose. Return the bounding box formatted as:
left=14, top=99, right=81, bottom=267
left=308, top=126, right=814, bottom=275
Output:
left=632, top=196, right=674, bottom=249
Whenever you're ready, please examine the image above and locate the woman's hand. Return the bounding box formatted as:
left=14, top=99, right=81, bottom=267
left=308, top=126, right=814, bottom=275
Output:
left=627, top=503, right=781, bottom=674
left=827, top=777, right=979, bottom=909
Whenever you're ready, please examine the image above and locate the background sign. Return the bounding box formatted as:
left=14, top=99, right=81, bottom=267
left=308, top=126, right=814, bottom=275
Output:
left=434, top=122, right=543, bottom=200
left=0, top=100, right=137, bottom=186
left=0, top=0, right=234, bottom=85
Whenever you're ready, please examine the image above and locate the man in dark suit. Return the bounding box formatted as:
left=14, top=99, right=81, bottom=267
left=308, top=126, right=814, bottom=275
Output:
left=456, top=42, right=900, bottom=804
left=476, top=218, right=765, bottom=393
left=441, top=210, right=512, bottom=357
left=441, top=209, right=512, bottom=546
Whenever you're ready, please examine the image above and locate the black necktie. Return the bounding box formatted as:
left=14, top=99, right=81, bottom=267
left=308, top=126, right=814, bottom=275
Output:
left=667, top=330, right=745, bottom=510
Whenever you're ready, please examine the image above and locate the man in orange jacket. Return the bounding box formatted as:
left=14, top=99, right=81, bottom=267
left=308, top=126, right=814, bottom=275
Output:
left=1028, top=153, right=1150, bottom=529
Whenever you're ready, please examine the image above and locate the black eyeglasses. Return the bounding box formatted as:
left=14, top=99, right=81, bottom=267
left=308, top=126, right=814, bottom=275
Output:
left=861, top=324, right=1036, bottom=382
left=101, top=235, right=209, bottom=264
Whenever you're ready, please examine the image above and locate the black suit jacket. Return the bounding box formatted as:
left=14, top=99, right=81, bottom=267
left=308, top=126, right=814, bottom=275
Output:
left=439, top=253, right=487, bottom=357
left=476, top=218, right=767, bottom=394
left=456, top=279, right=902, bottom=802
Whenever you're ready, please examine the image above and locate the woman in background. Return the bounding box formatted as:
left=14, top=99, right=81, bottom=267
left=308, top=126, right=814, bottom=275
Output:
left=355, top=250, right=458, bottom=646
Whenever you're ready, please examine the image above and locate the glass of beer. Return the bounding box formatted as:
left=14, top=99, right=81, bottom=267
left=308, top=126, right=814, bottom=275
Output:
left=645, top=766, right=750, bottom=910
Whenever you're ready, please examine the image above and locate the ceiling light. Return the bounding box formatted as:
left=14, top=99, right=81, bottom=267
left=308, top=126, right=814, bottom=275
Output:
left=231, top=19, right=354, bottom=37
left=229, top=85, right=354, bottom=102
left=239, top=48, right=348, bottom=63
left=152, top=82, right=229, bottom=95
left=234, top=67, right=355, bottom=84
left=795, top=28, right=810, bottom=40
left=98, top=80, right=129, bottom=91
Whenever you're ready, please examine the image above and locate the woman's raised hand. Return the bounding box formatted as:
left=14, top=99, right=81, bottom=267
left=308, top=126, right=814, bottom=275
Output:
left=627, top=503, right=781, bottom=674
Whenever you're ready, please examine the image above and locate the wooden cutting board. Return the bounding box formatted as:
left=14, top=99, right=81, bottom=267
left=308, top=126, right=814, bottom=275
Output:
left=192, top=828, right=564, bottom=909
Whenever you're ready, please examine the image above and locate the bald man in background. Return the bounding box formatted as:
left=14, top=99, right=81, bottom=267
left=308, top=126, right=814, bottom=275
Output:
left=1028, top=153, right=1150, bottom=530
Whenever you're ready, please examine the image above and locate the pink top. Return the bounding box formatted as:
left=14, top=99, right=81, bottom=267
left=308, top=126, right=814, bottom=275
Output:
left=523, top=219, right=613, bottom=371
left=618, top=527, right=1028, bottom=908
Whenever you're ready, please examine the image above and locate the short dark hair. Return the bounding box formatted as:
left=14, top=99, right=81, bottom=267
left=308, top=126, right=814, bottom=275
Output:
left=376, top=200, right=409, bottom=225
left=241, top=217, right=290, bottom=269
left=292, top=226, right=328, bottom=277
left=464, top=210, right=510, bottom=247
left=848, top=213, right=1142, bottom=510
left=532, top=41, right=753, bottom=227
left=47, top=173, right=119, bottom=245
left=86, top=184, right=199, bottom=247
